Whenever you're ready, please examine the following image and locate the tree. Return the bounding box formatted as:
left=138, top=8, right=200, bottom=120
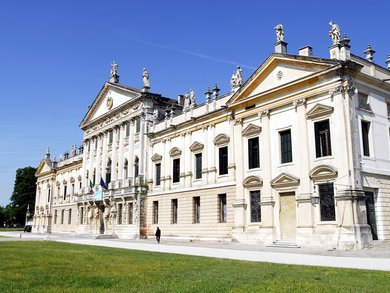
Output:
left=7, top=167, right=37, bottom=227
left=0, top=206, right=5, bottom=227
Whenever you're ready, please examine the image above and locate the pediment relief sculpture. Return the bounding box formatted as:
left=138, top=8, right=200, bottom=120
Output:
left=70, top=177, right=75, bottom=183
left=242, top=124, right=262, bottom=137
left=213, top=134, right=230, bottom=146
left=306, top=103, right=334, bottom=120
left=151, top=153, right=163, bottom=162
left=62, top=179, right=67, bottom=185
left=189, top=141, right=204, bottom=152
left=271, top=172, right=300, bottom=188
left=243, top=175, right=263, bottom=188
left=169, top=147, right=182, bottom=157
left=309, top=165, right=338, bottom=181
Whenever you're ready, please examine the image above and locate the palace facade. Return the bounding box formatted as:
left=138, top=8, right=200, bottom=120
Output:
left=33, top=25, right=390, bottom=249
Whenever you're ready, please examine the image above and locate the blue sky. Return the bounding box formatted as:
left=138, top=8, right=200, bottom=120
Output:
left=0, top=0, right=389, bottom=206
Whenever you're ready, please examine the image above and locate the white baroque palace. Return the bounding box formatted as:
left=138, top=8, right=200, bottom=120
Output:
left=33, top=24, right=390, bottom=249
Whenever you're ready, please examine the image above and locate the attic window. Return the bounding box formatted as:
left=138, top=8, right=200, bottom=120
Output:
left=245, top=105, right=255, bottom=110
left=358, top=93, right=371, bottom=111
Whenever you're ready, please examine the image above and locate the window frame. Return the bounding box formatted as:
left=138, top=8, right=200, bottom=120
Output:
left=314, top=119, right=332, bottom=158
left=195, top=153, right=202, bottom=179
left=171, top=199, right=178, bottom=224
left=193, top=196, right=200, bottom=224
left=250, top=190, right=261, bottom=223
left=279, top=129, right=293, bottom=164
left=219, top=146, right=228, bottom=175
left=218, top=194, right=227, bottom=223
left=152, top=201, right=159, bottom=224
left=172, top=158, right=180, bottom=183
left=248, top=137, right=260, bottom=169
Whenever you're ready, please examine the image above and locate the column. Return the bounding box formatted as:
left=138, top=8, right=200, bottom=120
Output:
left=117, top=124, right=125, bottom=183
left=128, top=119, right=135, bottom=182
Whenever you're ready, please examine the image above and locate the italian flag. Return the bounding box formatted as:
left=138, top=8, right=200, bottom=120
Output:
left=89, top=180, right=94, bottom=194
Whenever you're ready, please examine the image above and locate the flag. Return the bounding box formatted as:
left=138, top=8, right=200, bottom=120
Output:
left=89, top=180, right=94, bottom=194
left=100, top=177, right=108, bottom=190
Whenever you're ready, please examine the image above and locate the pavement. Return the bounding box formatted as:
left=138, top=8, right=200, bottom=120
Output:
left=1, top=231, right=390, bottom=271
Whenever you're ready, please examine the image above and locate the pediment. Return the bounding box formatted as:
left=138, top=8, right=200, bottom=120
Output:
left=306, top=104, right=334, bottom=119
left=213, top=134, right=230, bottom=146
left=243, top=176, right=263, bottom=188
left=242, top=124, right=262, bottom=137
left=80, top=82, right=142, bottom=128
left=271, top=173, right=300, bottom=188
left=229, top=54, right=337, bottom=107
left=309, top=165, right=338, bottom=181
left=35, top=159, right=53, bottom=176
left=190, top=141, right=204, bottom=152
left=169, top=147, right=182, bottom=157
left=151, top=153, right=163, bottom=162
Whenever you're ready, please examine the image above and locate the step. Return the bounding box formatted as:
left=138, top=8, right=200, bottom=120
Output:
left=267, top=241, right=300, bottom=248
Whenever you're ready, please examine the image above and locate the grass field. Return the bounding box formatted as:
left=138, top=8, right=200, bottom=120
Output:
left=0, top=241, right=389, bottom=292
left=0, top=228, right=24, bottom=231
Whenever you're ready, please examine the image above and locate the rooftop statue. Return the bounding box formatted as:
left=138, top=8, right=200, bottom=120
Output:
left=230, top=66, right=243, bottom=91
left=110, top=61, right=118, bottom=77
left=329, top=21, right=340, bottom=45
left=142, top=68, right=150, bottom=88
left=274, top=24, right=284, bottom=42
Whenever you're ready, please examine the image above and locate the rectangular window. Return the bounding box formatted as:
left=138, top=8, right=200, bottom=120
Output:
left=135, top=116, right=141, bottom=133
left=125, top=121, right=130, bottom=137
left=80, top=207, right=84, bottom=225
left=87, top=141, right=91, bottom=152
left=95, top=138, right=98, bottom=150
left=54, top=210, right=58, bottom=224
left=61, top=209, right=65, bottom=224
left=193, top=196, right=200, bottom=223
left=359, top=93, right=370, bottom=110
left=387, top=103, right=390, bottom=118
left=153, top=201, right=159, bottom=224
left=314, top=120, right=332, bottom=157
left=108, top=130, right=113, bottom=144
left=47, top=189, right=51, bottom=202
left=173, top=158, right=180, bottom=183
left=128, top=203, right=133, bottom=224
left=68, top=209, right=72, bottom=225
left=118, top=204, right=122, bottom=225
left=361, top=120, right=371, bottom=157
left=171, top=199, right=178, bottom=224
left=155, top=163, right=161, bottom=186
left=280, top=129, right=292, bottom=163
left=219, top=194, right=227, bottom=223
left=319, top=183, right=336, bottom=221
left=250, top=190, right=261, bottom=222
left=63, top=185, right=67, bottom=200
left=71, top=184, right=75, bottom=196
left=219, top=146, right=228, bottom=175
left=248, top=137, right=260, bottom=169
left=195, top=153, right=202, bottom=179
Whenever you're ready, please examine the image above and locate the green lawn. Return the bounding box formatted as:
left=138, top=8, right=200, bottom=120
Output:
left=0, top=228, right=24, bottom=231
left=0, top=241, right=389, bottom=292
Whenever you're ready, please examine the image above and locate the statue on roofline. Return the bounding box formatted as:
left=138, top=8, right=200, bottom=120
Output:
left=329, top=21, right=340, bottom=45
left=274, top=24, right=284, bottom=42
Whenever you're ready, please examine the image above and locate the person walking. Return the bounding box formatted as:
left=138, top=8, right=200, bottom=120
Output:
left=155, top=227, right=161, bottom=243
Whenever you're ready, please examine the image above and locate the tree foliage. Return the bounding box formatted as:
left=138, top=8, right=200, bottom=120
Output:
left=6, top=167, right=37, bottom=227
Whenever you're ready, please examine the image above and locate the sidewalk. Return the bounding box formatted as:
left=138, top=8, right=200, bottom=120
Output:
left=1, top=231, right=390, bottom=271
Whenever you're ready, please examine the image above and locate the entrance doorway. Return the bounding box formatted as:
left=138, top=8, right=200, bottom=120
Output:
left=279, top=192, right=296, bottom=240
left=365, top=191, right=378, bottom=240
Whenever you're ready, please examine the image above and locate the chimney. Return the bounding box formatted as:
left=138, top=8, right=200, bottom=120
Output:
left=299, top=46, right=313, bottom=57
